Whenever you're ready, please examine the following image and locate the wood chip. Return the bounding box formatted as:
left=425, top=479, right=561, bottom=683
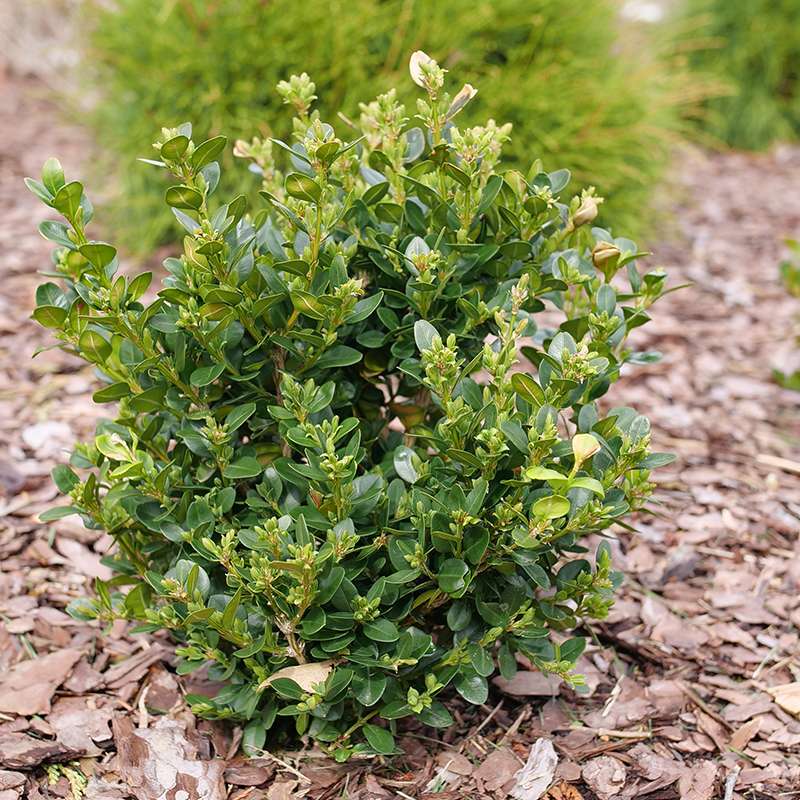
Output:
left=112, top=716, right=226, bottom=800
left=0, top=648, right=82, bottom=715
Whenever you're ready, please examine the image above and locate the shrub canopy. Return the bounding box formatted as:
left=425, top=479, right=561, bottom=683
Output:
left=31, top=53, right=672, bottom=758
left=81, top=0, right=704, bottom=252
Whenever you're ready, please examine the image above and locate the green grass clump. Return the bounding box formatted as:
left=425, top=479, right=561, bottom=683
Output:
left=80, top=0, right=704, bottom=254
left=681, top=0, right=800, bottom=149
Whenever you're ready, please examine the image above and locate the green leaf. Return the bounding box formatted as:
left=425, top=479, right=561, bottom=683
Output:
left=379, top=700, right=412, bottom=720
left=52, top=181, right=83, bottom=219
left=570, top=476, right=605, bottom=496
left=447, top=601, right=472, bottom=632
left=80, top=242, right=117, bottom=269
left=418, top=701, right=453, bottom=728
left=315, top=345, right=362, bottom=370
left=437, top=558, right=468, bottom=594
left=190, top=363, right=225, bottom=387
left=95, top=434, right=130, bottom=461
left=290, top=291, right=324, bottom=319
left=560, top=636, right=586, bottom=664
left=242, top=718, right=267, bottom=757
left=362, top=181, right=390, bottom=205
left=192, top=135, right=227, bottom=169
left=32, top=305, right=67, bottom=329
left=223, top=457, right=263, bottom=479
left=160, top=135, right=190, bottom=160
left=455, top=670, right=488, bottom=704
left=463, top=528, right=489, bottom=565
left=511, top=373, right=544, bottom=406
left=362, top=618, right=399, bottom=642
left=79, top=330, right=111, bottom=362
left=41, top=157, right=65, bottom=195
left=393, top=446, right=419, bottom=483
left=468, top=644, right=493, bottom=677
left=269, top=678, right=304, bottom=700
left=354, top=673, right=387, bottom=706
left=363, top=723, right=395, bottom=755
left=413, top=319, right=439, bottom=351
left=52, top=465, right=79, bottom=493
left=532, top=495, right=571, bottom=520
left=638, top=452, right=676, bottom=469
left=475, top=173, right=504, bottom=216
left=25, top=177, right=53, bottom=205
left=225, top=403, right=256, bottom=432
left=525, top=466, right=565, bottom=482
left=315, top=567, right=345, bottom=604
left=92, top=381, right=131, bottom=403
left=346, top=292, right=383, bottom=324
left=285, top=172, right=322, bottom=202
left=40, top=506, right=80, bottom=522
left=38, top=220, right=75, bottom=249
left=165, top=185, right=203, bottom=210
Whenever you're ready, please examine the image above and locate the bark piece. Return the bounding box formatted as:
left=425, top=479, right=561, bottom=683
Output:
left=48, top=697, right=114, bottom=756
left=112, top=716, right=225, bottom=800
left=0, top=732, right=72, bottom=768
left=511, top=738, right=558, bottom=800
left=102, top=645, right=166, bottom=690
left=223, top=761, right=272, bottom=786
left=581, top=756, right=626, bottom=800
left=0, top=772, right=24, bottom=791
left=473, top=748, right=520, bottom=794
left=677, top=761, right=718, bottom=800
left=144, top=666, right=181, bottom=714
left=767, top=682, right=800, bottom=716
left=0, top=649, right=81, bottom=715
left=493, top=672, right=562, bottom=697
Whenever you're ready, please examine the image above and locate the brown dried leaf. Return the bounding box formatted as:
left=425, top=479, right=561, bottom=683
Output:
left=628, top=743, right=682, bottom=791
left=144, top=665, right=181, bottom=713
left=223, top=761, right=272, bottom=787
left=695, top=711, right=729, bottom=751
left=259, top=660, right=334, bottom=693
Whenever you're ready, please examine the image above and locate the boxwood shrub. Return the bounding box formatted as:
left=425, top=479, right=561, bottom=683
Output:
left=30, top=53, right=673, bottom=758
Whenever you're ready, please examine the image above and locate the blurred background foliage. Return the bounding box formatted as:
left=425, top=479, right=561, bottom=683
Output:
left=5, top=0, right=797, bottom=256
left=77, top=0, right=714, bottom=254
left=681, top=0, right=800, bottom=150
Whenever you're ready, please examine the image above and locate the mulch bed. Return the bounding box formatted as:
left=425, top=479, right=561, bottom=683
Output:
left=1, top=70, right=799, bottom=799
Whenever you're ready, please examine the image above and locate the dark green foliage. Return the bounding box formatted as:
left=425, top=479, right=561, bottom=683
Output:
left=31, top=54, right=672, bottom=758
left=80, top=0, right=704, bottom=252
left=682, top=0, right=800, bottom=149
